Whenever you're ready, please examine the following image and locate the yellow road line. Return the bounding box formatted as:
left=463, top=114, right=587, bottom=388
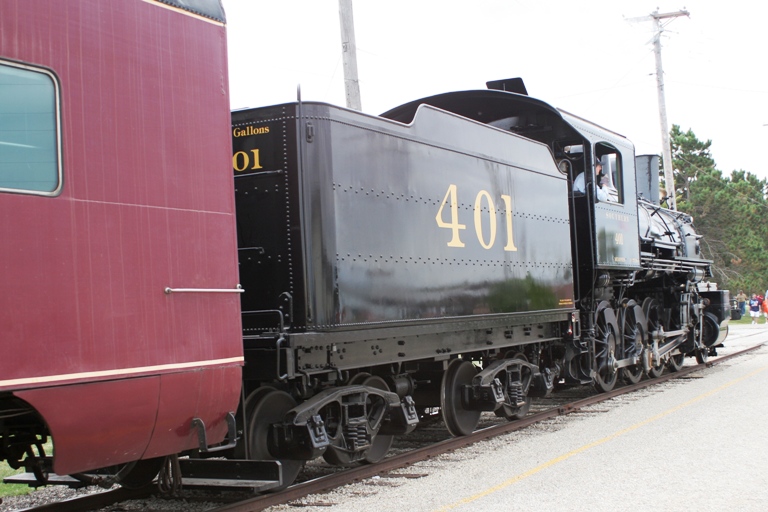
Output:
left=435, top=364, right=768, bottom=511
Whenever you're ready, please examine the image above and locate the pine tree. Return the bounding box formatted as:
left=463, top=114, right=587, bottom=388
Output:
left=671, top=125, right=768, bottom=292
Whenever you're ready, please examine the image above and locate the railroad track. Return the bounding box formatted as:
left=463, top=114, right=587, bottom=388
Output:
left=7, top=340, right=763, bottom=512
left=209, top=341, right=764, bottom=512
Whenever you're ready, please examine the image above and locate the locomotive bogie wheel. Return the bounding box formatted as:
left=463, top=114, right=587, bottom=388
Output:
left=323, top=374, right=394, bottom=466
left=441, top=359, right=481, bottom=437
left=232, top=386, right=275, bottom=459
left=322, top=373, right=367, bottom=466
left=247, top=389, right=303, bottom=490
left=358, top=375, right=394, bottom=464
left=593, top=305, right=619, bottom=393
left=494, top=353, right=532, bottom=421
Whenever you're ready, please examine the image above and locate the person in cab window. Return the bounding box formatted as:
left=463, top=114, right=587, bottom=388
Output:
left=595, top=159, right=620, bottom=202
left=572, top=170, right=585, bottom=195
left=595, top=160, right=609, bottom=202
left=573, top=159, right=602, bottom=197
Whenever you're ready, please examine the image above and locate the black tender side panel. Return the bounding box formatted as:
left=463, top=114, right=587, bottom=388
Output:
left=232, top=104, right=306, bottom=333
left=232, top=102, right=575, bottom=336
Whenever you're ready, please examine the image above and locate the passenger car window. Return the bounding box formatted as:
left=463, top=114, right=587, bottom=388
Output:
left=0, top=60, right=61, bottom=195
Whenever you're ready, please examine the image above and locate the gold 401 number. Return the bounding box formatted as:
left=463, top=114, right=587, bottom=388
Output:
left=435, top=184, right=517, bottom=251
left=233, top=149, right=262, bottom=172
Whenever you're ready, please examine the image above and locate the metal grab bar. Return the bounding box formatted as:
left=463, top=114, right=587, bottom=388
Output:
left=164, top=285, right=244, bottom=294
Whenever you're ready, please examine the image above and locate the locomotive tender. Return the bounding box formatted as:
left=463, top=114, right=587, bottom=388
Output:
left=2, top=0, right=729, bottom=490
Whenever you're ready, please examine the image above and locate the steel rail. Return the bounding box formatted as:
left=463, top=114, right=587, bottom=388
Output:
left=210, top=342, right=764, bottom=512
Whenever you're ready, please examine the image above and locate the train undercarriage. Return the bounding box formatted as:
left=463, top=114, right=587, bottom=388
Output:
left=227, top=271, right=729, bottom=489
left=2, top=271, right=729, bottom=491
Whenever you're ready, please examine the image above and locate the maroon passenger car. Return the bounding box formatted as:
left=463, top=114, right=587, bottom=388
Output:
left=0, top=0, right=242, bottom=478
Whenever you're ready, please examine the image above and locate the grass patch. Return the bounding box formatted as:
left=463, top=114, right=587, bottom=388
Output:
left=730, top=311, right=768, bottom=325
left=0, top=439, right=53, bottom=498
left=0, top=461, right=32, bottom=498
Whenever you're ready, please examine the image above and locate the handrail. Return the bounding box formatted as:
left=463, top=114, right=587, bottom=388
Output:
left=164, top=285, right=244, bottom=294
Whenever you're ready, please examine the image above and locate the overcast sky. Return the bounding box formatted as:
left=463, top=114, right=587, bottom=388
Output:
left=223, top=0, right=768, bottom=180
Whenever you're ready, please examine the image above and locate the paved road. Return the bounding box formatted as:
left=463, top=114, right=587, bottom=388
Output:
left=279, top=324, right=768, bottom=512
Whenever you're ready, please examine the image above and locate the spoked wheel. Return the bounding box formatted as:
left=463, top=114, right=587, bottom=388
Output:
left=494, top=353, right=532, bottom=421
left=323, top=374, right=394, bottom=466
left=695, top=347, right=709, bottom=364
left=667, top=351, right=685, bottom=372
left=441, top=359, right=481, bottom=436
left=247, top=389, right=303, bottom=490
left=594, top=303, right=619, bottom=393
left=648, top=361, right=664, bottom=378
left=643, top=298, right=665, bottom=379
left=620, top=300, right=645, bottom=385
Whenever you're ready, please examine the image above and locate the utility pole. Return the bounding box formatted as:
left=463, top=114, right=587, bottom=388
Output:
left=652, top=9, right=688, bottom=210
left=338, top=0, right=362, bottom=111
left=630, top=9, right=689, bottom=210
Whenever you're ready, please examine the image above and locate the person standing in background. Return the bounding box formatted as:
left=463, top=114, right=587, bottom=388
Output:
left=761, top=295, right=768, bottom=325
left=749, top=294, right=761, bottom=325
left=735, top=290, right=747, bottom=316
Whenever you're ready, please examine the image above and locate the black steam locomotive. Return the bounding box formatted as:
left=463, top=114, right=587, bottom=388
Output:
left=229, top=78, right=729, bottom=485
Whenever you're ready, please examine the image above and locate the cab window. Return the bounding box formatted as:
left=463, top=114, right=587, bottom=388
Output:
left=595, top=144, right=623, bottom=203
left=0, top=60, right=61, bottom=195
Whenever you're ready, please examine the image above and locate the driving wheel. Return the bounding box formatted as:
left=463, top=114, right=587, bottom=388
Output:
left=594, top=303, right=619, bottom=393
left=620, top=300, right=645, bottom=385
left=643, top=298, right=665, bottom=378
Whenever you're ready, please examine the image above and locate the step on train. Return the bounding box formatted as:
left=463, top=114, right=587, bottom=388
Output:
left=0, top=0, right=730, bottom=490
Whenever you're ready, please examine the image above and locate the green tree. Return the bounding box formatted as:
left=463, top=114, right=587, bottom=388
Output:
left=669, top=124, right=716, bottom=203
left=674, top=128, right=768, bottom=292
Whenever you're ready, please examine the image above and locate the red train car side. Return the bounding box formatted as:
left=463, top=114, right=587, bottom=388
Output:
left=0, top=0, right=242, bottom=478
